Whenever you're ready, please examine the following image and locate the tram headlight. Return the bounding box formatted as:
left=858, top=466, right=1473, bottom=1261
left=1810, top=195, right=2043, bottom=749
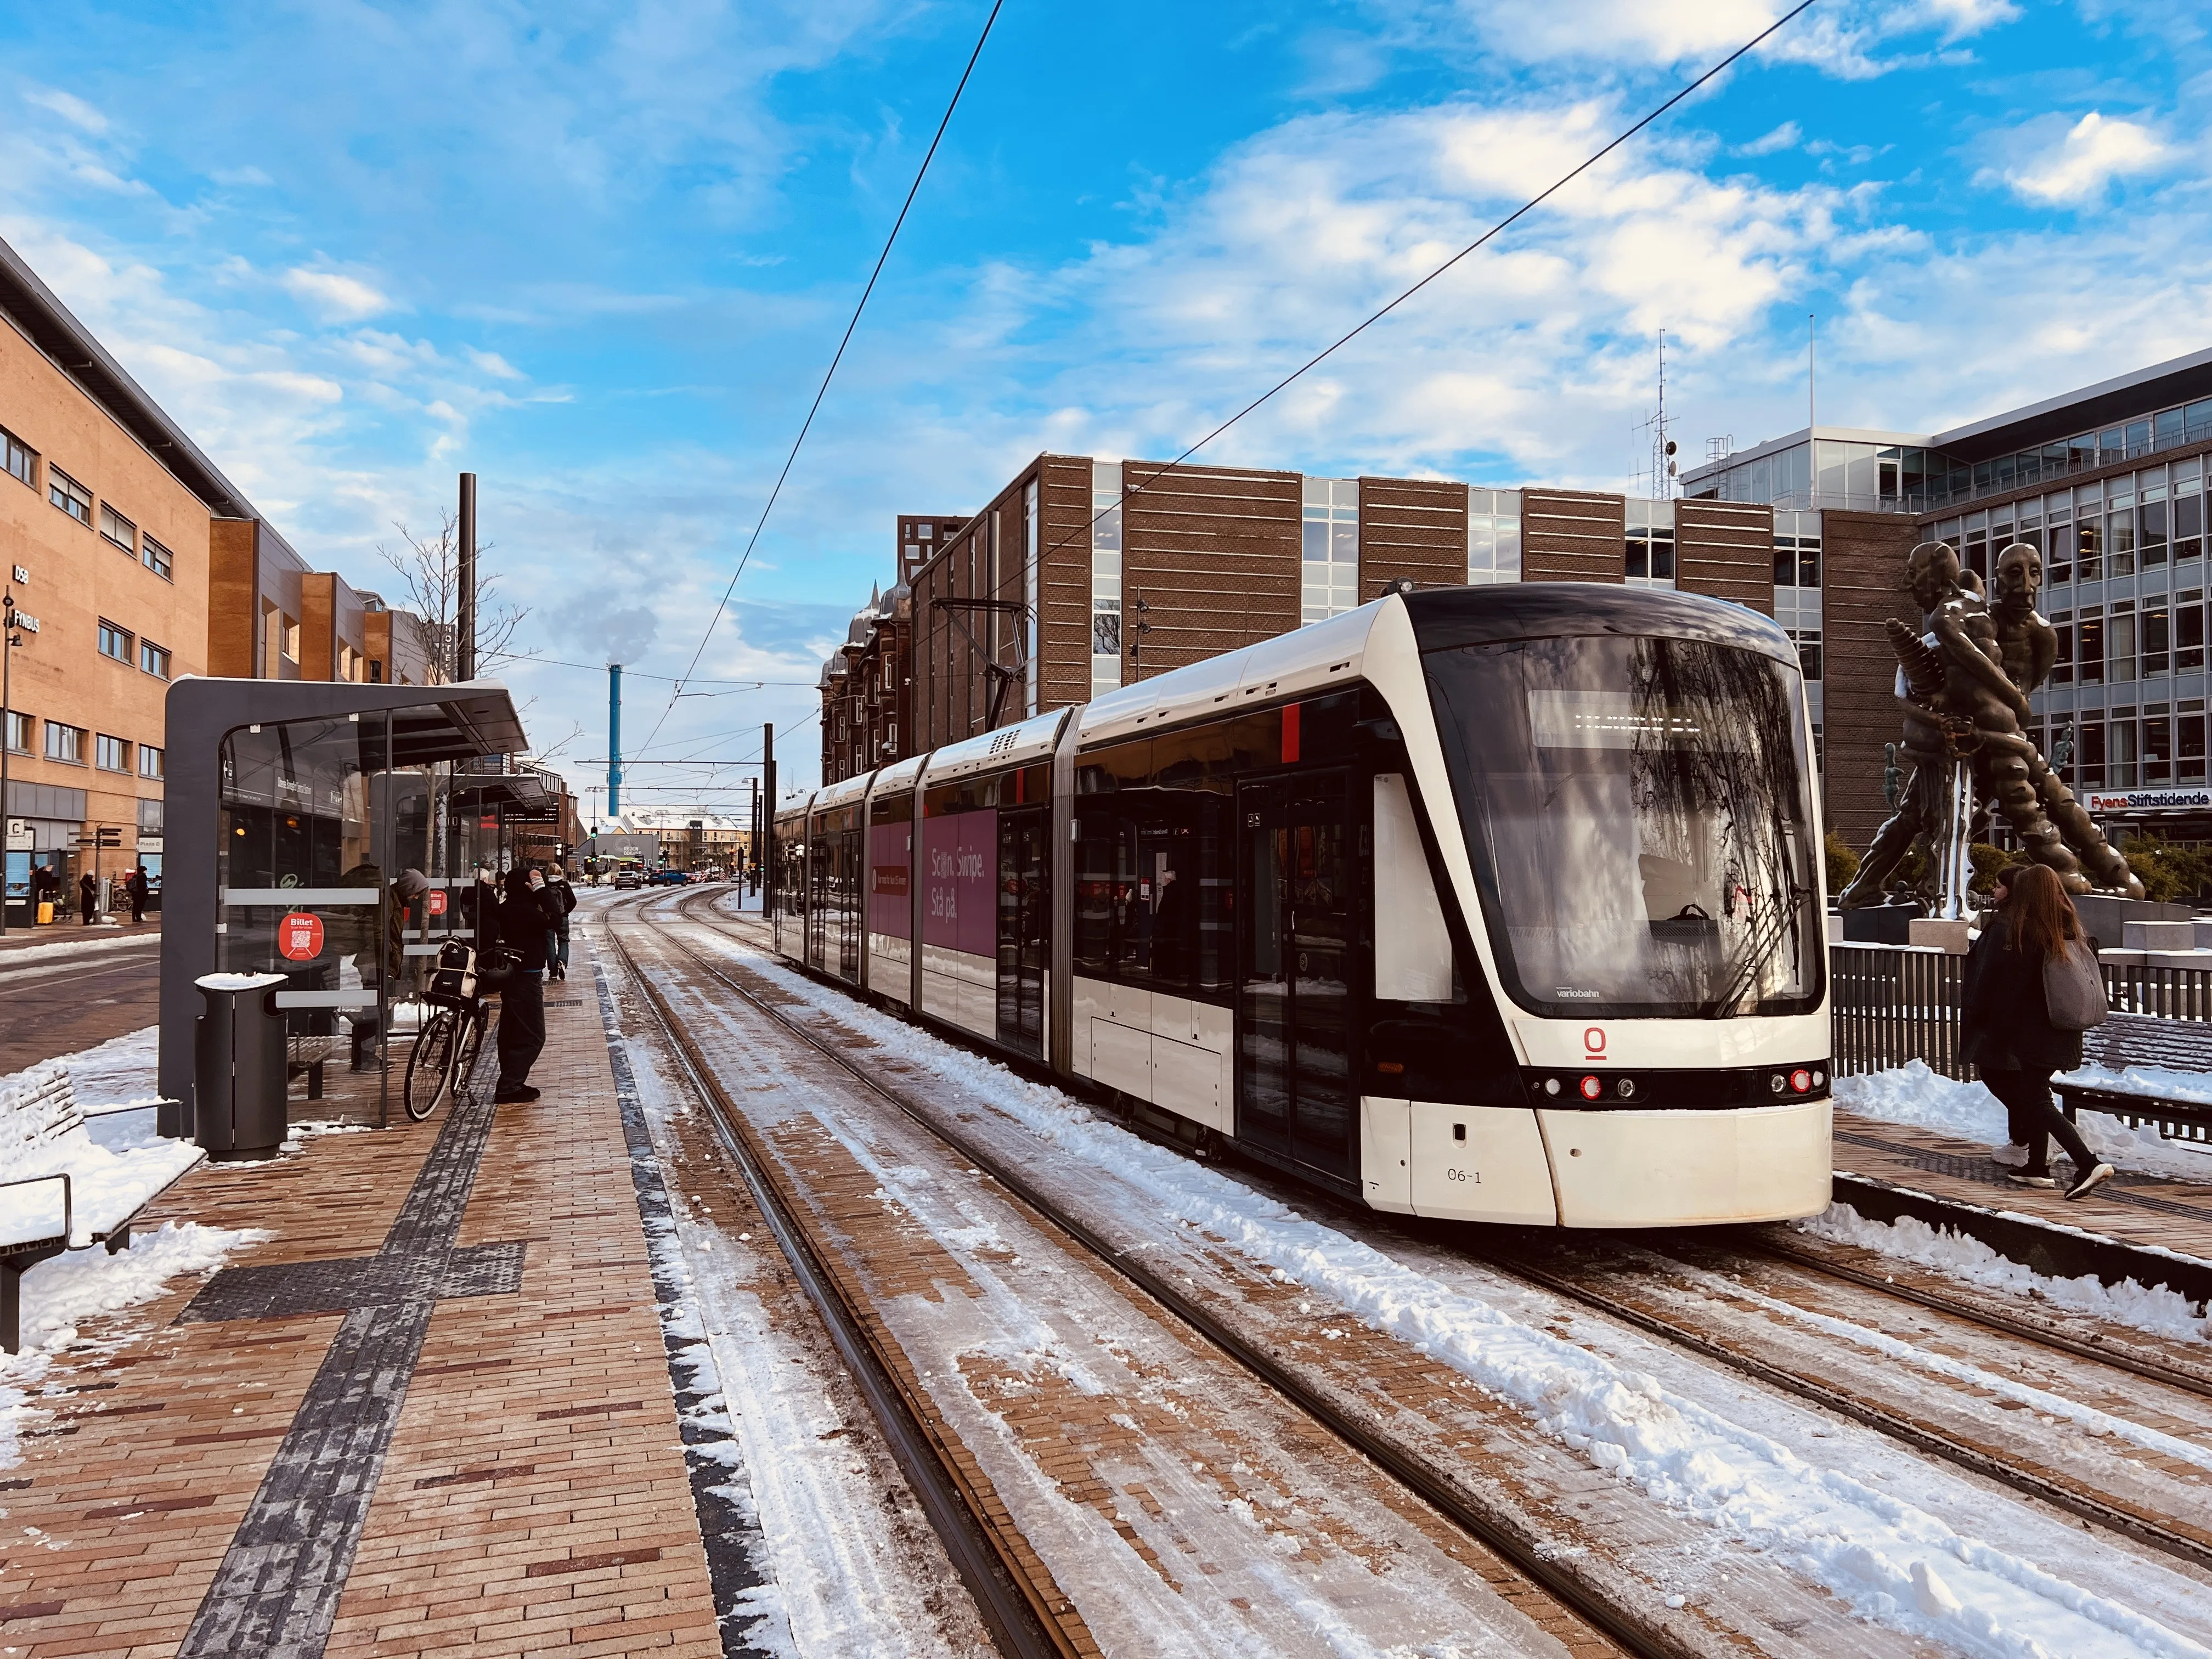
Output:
left=1579, top=1075, right=1602, bottom=1101
left=1616, top=1077, right=1635, bottom=1099
left=1770, top=1074, right=1787, bottom=1094
left=1544, top=1077, right=1562, bottom=1096
left=1790, top=1068, right=1812, bottom=1093
left=1813, top=1069, right=1827, bottom=1088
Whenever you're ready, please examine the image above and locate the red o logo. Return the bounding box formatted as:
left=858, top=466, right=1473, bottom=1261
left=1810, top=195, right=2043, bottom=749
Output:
left=1584, top=1026, right=1606, bottom=1058
left=426, top=889, right=448, bottom=917
left=278, top=911, right=325, bottom=961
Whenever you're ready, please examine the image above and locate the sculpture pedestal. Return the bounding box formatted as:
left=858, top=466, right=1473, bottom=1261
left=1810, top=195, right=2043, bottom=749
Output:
left=1908, top=918, right=1973, bottom=953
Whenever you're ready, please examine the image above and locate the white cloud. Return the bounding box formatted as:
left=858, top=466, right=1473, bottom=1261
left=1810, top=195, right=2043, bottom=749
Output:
left=466, top=347, right=525, bottom=380
left=22, top=86, right=108, bottom=134
left=281, top=266, right=394, bottom=320
left=2003, top=111, right=2170, bottom=205
left=1737, top=121, right=1801, bottom=156
left=1918, top=0, right=2022, bottom=41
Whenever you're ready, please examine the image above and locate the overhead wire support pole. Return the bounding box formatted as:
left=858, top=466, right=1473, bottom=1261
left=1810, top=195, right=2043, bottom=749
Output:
left=642, top=0, right=1008, bottom=761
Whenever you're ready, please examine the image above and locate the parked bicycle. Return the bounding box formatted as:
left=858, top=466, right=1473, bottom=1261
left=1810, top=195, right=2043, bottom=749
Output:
left=404, top=939, right=518, bottom=1121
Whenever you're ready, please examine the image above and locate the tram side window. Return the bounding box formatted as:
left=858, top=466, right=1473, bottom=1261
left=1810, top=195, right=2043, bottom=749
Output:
left=1074, top=753, right=1233, bottom=998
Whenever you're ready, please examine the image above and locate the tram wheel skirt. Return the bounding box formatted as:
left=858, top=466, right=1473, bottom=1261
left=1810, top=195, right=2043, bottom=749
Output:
left=1538, top=1099, right=1832, bottom=1227
left=1361, top=1097, right=1832, bottom=1227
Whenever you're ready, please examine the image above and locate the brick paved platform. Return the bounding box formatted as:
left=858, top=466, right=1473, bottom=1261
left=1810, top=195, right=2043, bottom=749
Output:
left=0, top=941, right=722, bottom=1658
left=1833, top=1107, right=2212, bottom=1304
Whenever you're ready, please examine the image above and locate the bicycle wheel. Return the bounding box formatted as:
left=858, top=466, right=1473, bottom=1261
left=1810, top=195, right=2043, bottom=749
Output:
left=405, top=1008, right=459, bottom=1122
left=453, top=1008, right=487, bottom=1104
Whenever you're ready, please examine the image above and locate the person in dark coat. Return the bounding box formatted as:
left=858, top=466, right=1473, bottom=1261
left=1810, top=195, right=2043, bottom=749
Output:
left=1960, top=862, right=2115, bottom=1200
left=492, top=866, right=549, bottom=1103
left=545, top=868, right=575, bottom=980
left=78, top=871, right=97, bottom=925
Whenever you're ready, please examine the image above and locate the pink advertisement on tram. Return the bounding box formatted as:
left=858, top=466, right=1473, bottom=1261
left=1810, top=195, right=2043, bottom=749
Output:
left=868, top=822, right=911, bottom=938
left=921, top=811, right=997, bottom=957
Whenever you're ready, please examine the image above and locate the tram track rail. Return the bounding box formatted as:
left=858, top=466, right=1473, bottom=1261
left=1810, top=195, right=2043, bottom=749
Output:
left=599, top=911, right=1082, bottom=1659
left=659, top=888, right=2212, bottom=1614
left=1470, top=1240, right=2212, bottom=1579
left=1724, top=1233, right=2212, bottom=1403
left=613, top=890, right=1684, bottom=1659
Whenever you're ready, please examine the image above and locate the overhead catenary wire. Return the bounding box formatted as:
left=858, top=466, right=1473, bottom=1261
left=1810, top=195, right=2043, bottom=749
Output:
left=639, top=0, right=1007, bottom=762
left=1037, top=0, right=1819, bottom=565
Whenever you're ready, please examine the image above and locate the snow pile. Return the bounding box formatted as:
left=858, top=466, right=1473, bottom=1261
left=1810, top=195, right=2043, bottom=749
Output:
left=0, top=1068, right=202, bottom=1246
left=1837, top=1060, right=2212, bottom=1181
left=1, top=1220, right=267, bottom=1472
left=710, top=936, right=2212, bottom=1658
left=1801, top=1204, right=2209, bottom=1342
left=0, top=1024, right=160, bottom=1112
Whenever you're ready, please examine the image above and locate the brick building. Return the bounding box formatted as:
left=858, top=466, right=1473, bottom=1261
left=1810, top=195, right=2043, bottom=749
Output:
left=819, top=348, right=2212, bottom=862
left=821, top=458, right=1788, bottom=781
left=0, top=233, right=438, bottom=915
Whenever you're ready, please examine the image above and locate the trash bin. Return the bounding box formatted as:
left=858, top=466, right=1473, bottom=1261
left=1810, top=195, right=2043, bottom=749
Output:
left=194, top=972, right=290, bottom=1161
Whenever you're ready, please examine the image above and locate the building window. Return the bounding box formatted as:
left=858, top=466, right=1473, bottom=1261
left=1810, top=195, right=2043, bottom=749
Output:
left=2078, top=610, right=2104, bottom=684
left=98, top=619, right=133, bottom=662
left=2181, top=702, right=2207, bottom=783
left=1467, top=488, right=1522, bottom=585
left=99, top=503, right=137, bottom=554
left=1773, top=510, right=1821, bottom=588
left=2109, top=599, right=2137, bottom=682
left=368, top=658, right=385, bottom=684
left=2, top=427, right=33, bottom=489
left=142, top=535, right=173, bottom=581
left=2179, top=591, right=2205, bottom=674
left=44, top=723, right=83, bottom=764
left=1788, top=628, right=1823, bottom=682
left=1301, top=477, right=1359, bottom=624
left=1624, top=500, right=1675, bottom=586
left=4, top=712, right=29, bottom=753
left=48, top=468, right=91, bottom=526
left=139, top=639, right=170, bottom=679
left=1092, top=461, right=1124, bottom=697
left=138, top=744, right=164, bottom=780
left=95, top=734, right=129, bottom=772
left=2051, top=611, right=2073, bottom=685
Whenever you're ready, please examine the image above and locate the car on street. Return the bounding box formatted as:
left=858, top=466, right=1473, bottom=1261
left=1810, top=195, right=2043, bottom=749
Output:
left=612, top=870, right=643, bottom=890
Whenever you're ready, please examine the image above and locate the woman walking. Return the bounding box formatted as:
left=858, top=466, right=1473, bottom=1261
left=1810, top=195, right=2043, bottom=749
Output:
left=1962, top=863, right=2115, bottom=1200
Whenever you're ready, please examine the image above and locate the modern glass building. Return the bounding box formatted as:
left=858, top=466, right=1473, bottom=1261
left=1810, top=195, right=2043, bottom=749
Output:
left=1683, top=346, right=2212, bottom=831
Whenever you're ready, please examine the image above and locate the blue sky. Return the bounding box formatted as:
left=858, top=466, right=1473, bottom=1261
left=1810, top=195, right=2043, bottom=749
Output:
left=3, top=0, right=2206, bottom=809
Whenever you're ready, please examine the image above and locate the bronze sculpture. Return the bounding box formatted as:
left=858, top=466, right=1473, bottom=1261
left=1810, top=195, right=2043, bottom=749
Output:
left=1838, top=539, right=2141, bottom=906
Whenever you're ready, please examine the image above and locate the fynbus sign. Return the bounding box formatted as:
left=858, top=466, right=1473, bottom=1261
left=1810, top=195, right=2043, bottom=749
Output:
left=2085, top=787, right=2212, bottom=813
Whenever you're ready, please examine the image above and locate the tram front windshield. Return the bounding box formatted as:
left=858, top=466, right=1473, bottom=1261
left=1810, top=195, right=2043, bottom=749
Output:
left=1425, top=633, right=1821, bottom=1019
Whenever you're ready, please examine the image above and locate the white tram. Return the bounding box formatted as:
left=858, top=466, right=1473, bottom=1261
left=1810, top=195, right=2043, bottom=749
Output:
left=773, top=585, right=1832, bottom=1228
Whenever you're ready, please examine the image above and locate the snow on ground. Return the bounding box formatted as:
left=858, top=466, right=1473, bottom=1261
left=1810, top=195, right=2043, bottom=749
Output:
left=1837, top=1060, right=2212, bottom=1181
left=695, top=929, right=2212, bottom=1659
left=603, top=982, right=978, bottom=1659
left=0, top=1220, right=267, bottom=1475
left=1801, top=1204, right=2210, bottom=1343
left=3, top=1024, right=160, bottom=1113
left=0, top=931, right=158, bottom=971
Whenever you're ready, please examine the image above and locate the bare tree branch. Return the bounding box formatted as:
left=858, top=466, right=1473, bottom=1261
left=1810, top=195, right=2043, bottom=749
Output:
left=377, top=509, right=532, bottom=682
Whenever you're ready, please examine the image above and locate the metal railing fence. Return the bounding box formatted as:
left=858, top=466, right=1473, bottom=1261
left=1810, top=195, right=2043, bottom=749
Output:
left=1829, top=943, right=2212, bottom=1080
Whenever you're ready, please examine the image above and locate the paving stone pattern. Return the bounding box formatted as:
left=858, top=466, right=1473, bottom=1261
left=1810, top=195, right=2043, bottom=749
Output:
left=0, top=937, right=721, bottom=1657
left=1835, top=1108, right=2212, bottom=1258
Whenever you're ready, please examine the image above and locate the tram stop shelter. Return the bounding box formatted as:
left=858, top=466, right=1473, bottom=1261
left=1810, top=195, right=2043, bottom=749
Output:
left=156, top=675, right=529, bottom=1141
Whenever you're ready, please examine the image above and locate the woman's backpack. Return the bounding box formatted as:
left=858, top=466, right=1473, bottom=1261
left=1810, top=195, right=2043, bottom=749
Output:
left=2043, top=934, right=2109, bottom=1031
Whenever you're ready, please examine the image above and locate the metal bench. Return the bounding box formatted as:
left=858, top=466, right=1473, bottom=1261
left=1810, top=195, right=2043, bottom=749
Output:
left=0, top=1068, right=204, bottom=1352
left=2054, top=1012, right=2212, bottom=1149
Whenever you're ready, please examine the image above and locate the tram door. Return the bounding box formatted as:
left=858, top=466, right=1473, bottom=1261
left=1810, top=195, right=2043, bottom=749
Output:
left=1237, top=770, right=1355, bottom=1181
left=996, top=807, right=1049, bottom=1058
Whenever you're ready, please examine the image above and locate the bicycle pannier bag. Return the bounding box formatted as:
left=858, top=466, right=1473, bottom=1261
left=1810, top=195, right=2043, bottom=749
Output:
left=427, top=940, right=477, bottom=1005
left=2043, top=935, right=2109, bottom=1031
